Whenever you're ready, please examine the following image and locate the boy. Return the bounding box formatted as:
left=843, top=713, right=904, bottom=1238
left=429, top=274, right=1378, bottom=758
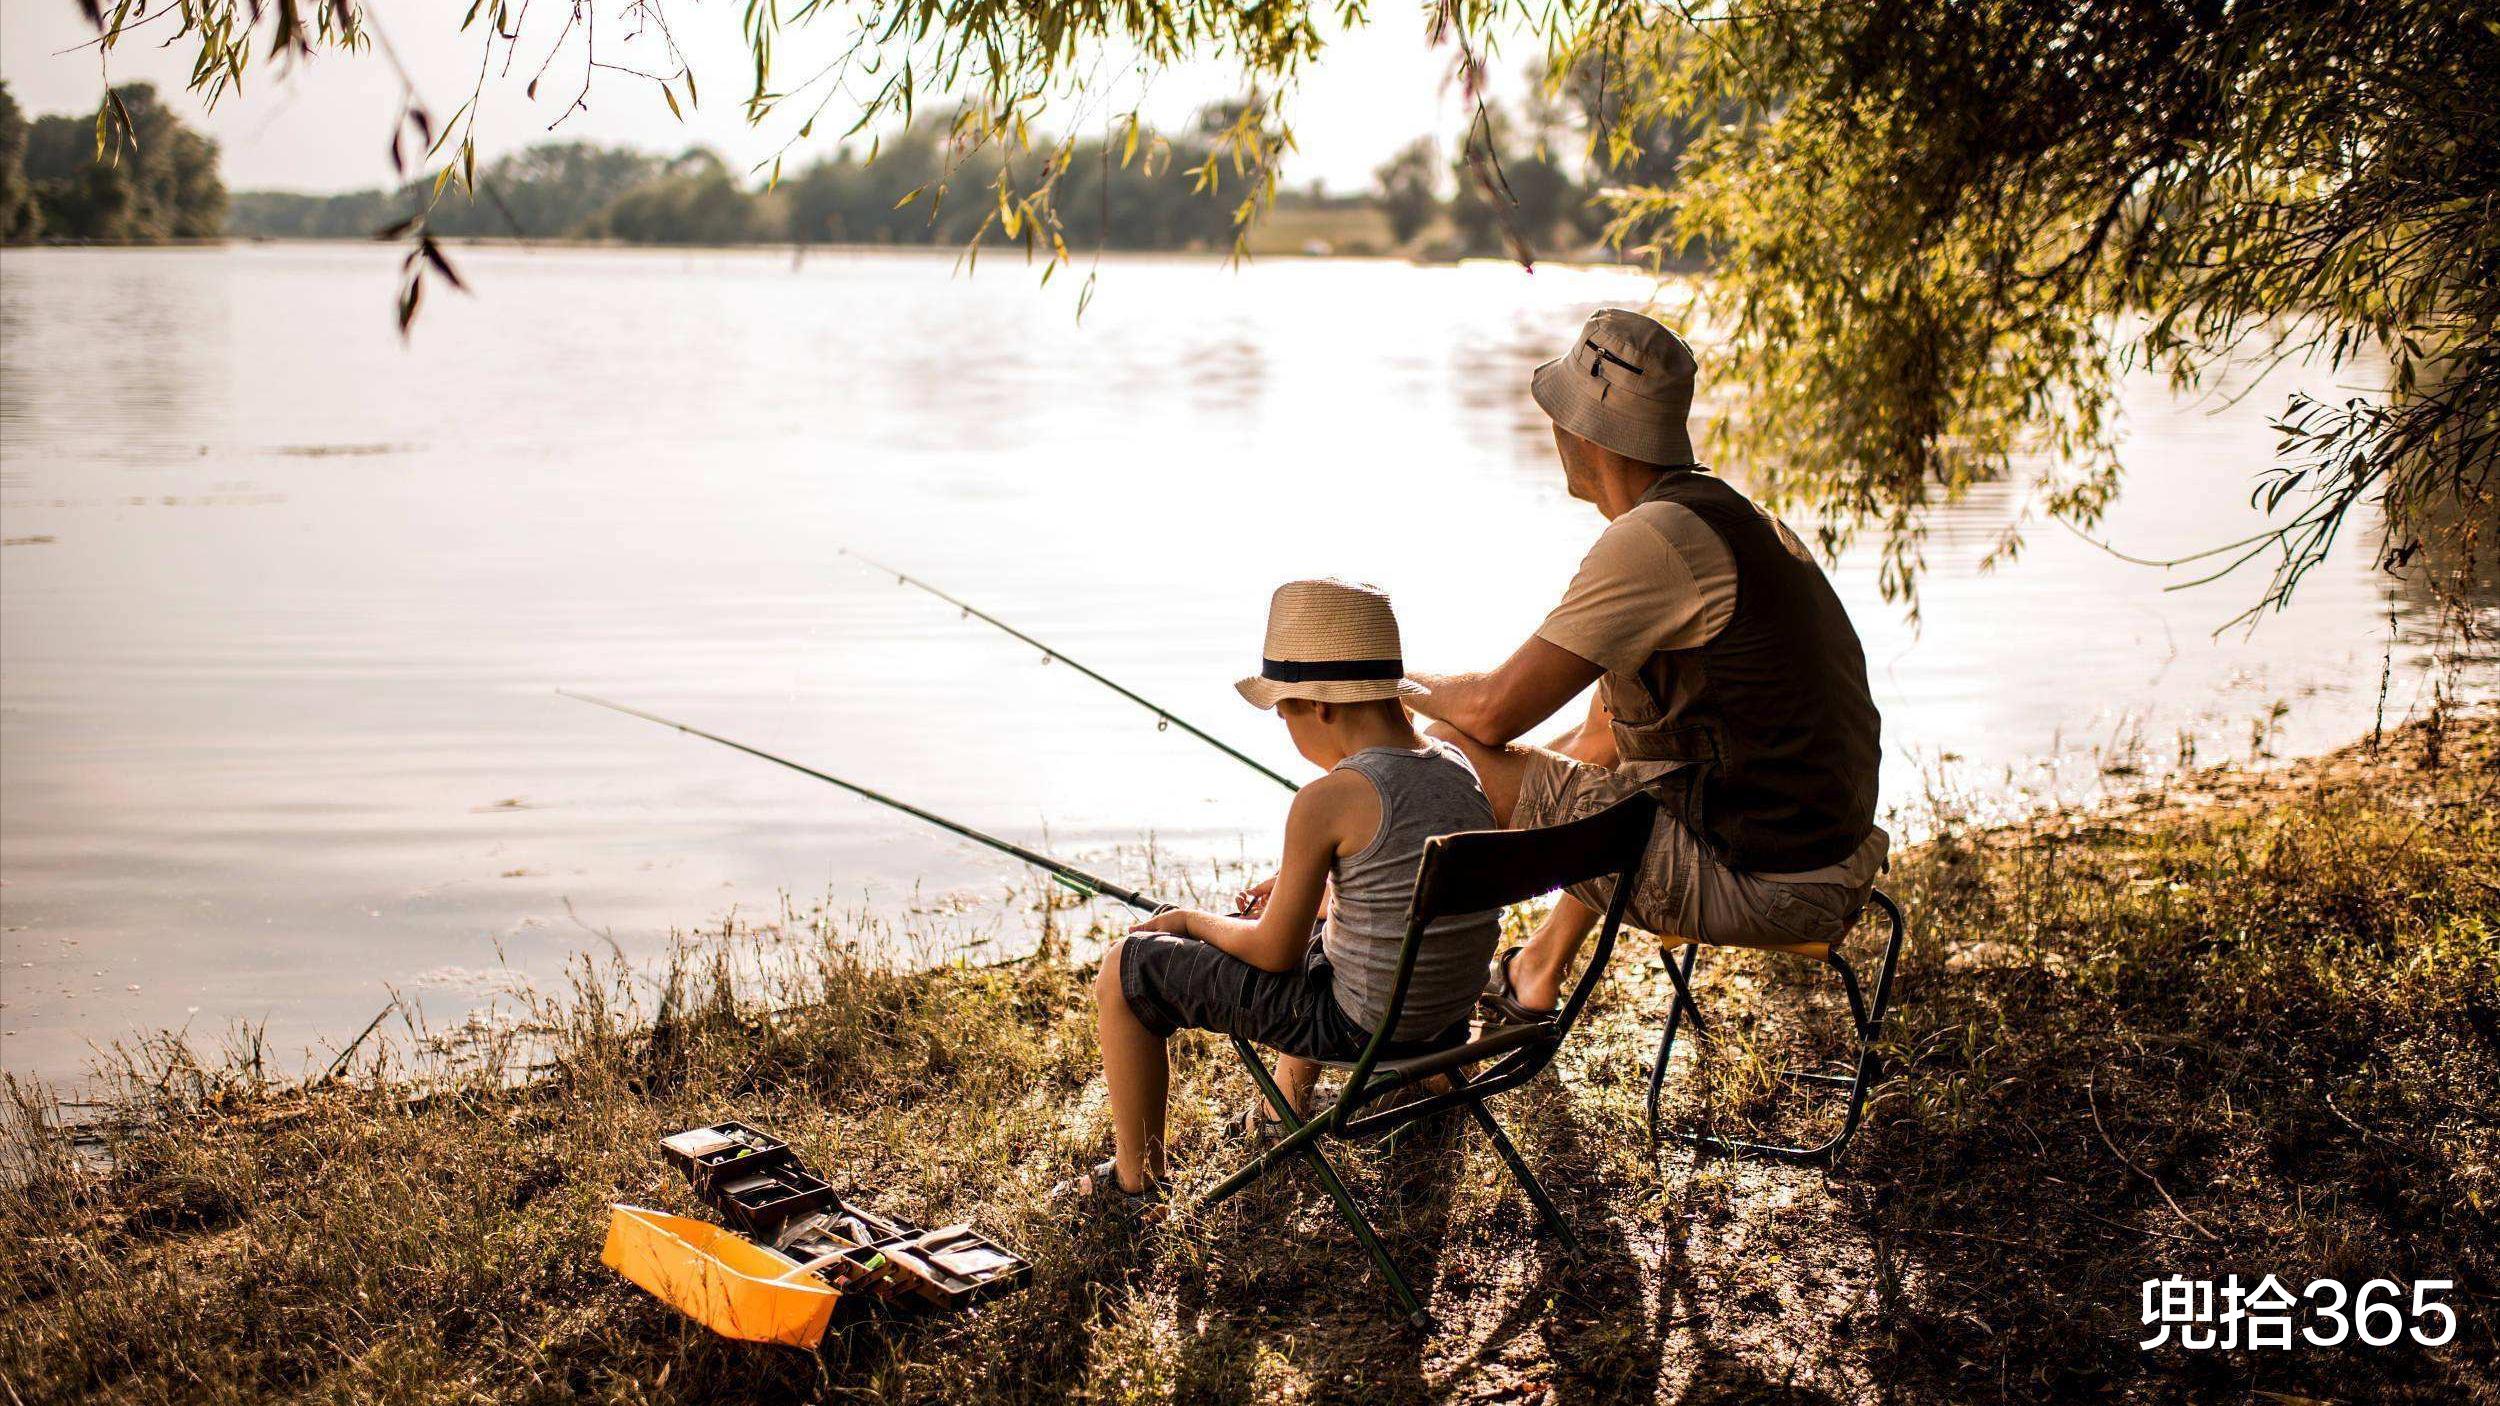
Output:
left=1069, top=579, right=1501, bottom=1208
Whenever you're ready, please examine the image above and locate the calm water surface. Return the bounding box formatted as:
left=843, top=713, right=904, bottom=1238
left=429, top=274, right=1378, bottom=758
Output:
left=0, top=244, right=2478, bottom=1087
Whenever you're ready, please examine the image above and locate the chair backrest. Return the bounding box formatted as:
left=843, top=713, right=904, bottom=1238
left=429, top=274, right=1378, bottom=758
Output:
left=1328, top=792, right=1659, bottom=1107
left=1408, top=792, right=1660, bottom=928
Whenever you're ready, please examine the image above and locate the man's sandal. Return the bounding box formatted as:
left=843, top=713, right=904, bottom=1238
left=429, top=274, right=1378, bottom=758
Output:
left=1231, top=1104, right=1293, bottom=1144
left=1478, top=948, right=1557, bottom=1030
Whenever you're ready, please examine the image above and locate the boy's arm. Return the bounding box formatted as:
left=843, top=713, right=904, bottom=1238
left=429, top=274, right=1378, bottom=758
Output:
left=1164, top=772, right=1367, bottom=973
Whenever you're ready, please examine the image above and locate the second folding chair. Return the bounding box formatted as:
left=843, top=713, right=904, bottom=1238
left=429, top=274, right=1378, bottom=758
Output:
left=1643, top=887, right=1906, bottom=1165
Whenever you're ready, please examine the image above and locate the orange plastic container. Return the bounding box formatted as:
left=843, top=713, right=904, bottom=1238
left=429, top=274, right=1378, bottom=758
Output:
left=601, top=1204, right=842, bottom=1349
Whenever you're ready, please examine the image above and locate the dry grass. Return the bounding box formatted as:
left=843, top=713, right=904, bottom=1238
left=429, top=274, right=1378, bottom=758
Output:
left=3, top=717, right=2494, bottom=1405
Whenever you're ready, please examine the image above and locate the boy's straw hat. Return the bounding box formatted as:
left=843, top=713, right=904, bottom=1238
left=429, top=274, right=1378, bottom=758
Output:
left=1530, top=308, right=1698, bottom=468
left=1235, top=579, right=1427, bottom=710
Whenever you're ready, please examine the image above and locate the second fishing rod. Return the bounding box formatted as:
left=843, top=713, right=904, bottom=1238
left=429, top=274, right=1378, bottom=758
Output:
left=839, top=548, right=1300, bottom=794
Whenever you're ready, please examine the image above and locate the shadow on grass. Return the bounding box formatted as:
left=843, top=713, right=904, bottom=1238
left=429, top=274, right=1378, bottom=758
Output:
left=1161, top=1107, right=1463, bottom=1405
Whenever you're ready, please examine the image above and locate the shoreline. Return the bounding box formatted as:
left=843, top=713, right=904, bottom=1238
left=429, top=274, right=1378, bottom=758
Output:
left=6, top=692, right=2466, bottom=1101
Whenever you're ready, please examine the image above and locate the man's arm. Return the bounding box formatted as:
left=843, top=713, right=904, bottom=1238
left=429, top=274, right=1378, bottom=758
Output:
left=1408, top=635, right=1604, bottom=749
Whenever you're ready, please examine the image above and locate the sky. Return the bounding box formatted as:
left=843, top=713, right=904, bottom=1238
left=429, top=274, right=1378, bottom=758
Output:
left=2, top=2, right=1540, bottom=196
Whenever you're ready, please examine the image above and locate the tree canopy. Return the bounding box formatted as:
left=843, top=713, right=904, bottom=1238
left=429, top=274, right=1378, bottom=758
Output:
left=1599, top=1, right=2496, bottom=622
left=89, top=0, right=2497, bottom=616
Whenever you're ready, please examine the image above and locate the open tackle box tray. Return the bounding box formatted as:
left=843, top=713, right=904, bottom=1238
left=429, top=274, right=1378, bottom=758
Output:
left=774, top=1213, right=1032, bottom=1312
left=660, top=1121, right=798, bottom=1194
left=618, top=1120, right=1031, bottom=1338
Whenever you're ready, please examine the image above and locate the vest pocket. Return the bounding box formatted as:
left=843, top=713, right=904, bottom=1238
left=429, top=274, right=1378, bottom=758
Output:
left=1614, top=718, right=1720, bottom=765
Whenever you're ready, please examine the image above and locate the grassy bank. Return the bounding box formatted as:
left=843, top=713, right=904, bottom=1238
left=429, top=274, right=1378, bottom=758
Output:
left=4, top=718, right=2494, bottom=1404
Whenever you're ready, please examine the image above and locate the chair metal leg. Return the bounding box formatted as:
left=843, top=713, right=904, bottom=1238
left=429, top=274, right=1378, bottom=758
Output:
left=1464, top=1099, right=1582, bottom=1256
left=1645, top=943, right=1704, bottom=1147
left=1817, top=896, right=1906, bottom=1160
left=1830, top=948, right=1870, bottom=1033
left=1203, top=1036, right=1430, bottom=1329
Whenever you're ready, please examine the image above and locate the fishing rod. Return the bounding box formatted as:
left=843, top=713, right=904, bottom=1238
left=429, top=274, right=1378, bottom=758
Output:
left=837, top=547, right=1300, bottom=794
left=558, top=690, right=1165, bottom=914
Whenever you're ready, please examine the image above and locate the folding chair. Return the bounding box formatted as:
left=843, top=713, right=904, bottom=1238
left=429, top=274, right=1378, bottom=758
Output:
left=1643, top=887, right=1906, bottom=1165
left=1196, top=793, right=1659, bottom=1330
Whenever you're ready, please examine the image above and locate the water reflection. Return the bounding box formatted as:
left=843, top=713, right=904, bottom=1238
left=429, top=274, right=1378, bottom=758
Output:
left=0, top=251, right=224, bottom=467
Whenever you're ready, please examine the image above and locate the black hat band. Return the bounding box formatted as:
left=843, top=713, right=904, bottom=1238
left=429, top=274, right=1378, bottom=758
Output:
left=1260, top=657, right=1403, bottom=683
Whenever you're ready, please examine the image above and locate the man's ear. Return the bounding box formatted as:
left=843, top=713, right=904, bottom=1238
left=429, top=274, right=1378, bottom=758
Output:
left=1311, top=701, right=1338, bottom=726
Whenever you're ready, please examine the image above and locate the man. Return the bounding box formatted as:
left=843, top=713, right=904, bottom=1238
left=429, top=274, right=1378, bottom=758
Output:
left=1407, top=308, right=1887, bottom=1014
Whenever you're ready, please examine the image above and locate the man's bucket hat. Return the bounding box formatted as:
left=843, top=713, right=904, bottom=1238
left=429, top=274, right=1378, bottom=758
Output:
left=1235, top=579, right=1428, bottom=710
left=1531, top=308, right=1698, bottom=467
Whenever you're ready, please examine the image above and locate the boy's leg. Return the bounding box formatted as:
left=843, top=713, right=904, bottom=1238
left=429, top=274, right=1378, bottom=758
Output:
left=1093, top=939, right=1168, bottom=1192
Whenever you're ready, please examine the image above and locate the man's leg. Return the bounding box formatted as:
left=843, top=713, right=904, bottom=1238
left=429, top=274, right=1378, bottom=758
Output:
left=1425, top=722, right=1608, bottom=1011
left=1272, top=1054, right=1319, bottom=1120
left=1509, top=895, right=1601, bottom=1012
left=1422, top=722, right=1539, bottom=827
left=1093, top=939, right=1168, bottom=1191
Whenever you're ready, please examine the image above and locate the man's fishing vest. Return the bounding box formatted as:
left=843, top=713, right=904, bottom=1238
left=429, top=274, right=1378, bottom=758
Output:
left=1601, top=469, right=1881, bottom=873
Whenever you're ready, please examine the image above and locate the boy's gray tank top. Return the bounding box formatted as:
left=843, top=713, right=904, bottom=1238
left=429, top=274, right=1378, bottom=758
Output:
left=1322, top=741, right=1502, bottom=1041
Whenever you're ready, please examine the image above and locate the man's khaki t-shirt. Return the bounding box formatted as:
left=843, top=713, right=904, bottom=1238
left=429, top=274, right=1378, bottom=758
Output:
left=1533, top=496, right=1884, bottom=887
left=1536, top=498, right=1816, bottom=671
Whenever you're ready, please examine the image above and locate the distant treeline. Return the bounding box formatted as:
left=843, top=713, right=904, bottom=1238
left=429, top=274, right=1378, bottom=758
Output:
left=11, top=79, right=1692, bottom=261
left=226, top=121, right=1261, bottom=252
left=0, top=83, right=225, bottom=242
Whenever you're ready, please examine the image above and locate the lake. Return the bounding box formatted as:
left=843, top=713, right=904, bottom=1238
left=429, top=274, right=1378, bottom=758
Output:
left=0, top=242, right=2480, bottom=1089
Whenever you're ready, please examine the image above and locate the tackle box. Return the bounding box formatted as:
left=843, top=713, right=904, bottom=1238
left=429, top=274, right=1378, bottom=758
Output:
left=868, top=1224, right=1032, bottom=1310
left=770, top=1215, right=1033, bottom=1312
left=654, top=1121, right=1032, bottom=1317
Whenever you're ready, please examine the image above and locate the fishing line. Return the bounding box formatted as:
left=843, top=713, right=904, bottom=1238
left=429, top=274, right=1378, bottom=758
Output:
left=836, top=547, right=1300, bottom=793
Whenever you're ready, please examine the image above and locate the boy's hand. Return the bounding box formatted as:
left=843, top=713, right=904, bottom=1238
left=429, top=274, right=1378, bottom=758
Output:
left=1128, top=908, right=1197, bottom=937
left=1233, top=875, right=1277, bottom=917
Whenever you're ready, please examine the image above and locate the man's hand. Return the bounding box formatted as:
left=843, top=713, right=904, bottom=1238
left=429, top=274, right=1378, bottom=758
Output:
left=1128, top=908, right=1198, bottom=938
